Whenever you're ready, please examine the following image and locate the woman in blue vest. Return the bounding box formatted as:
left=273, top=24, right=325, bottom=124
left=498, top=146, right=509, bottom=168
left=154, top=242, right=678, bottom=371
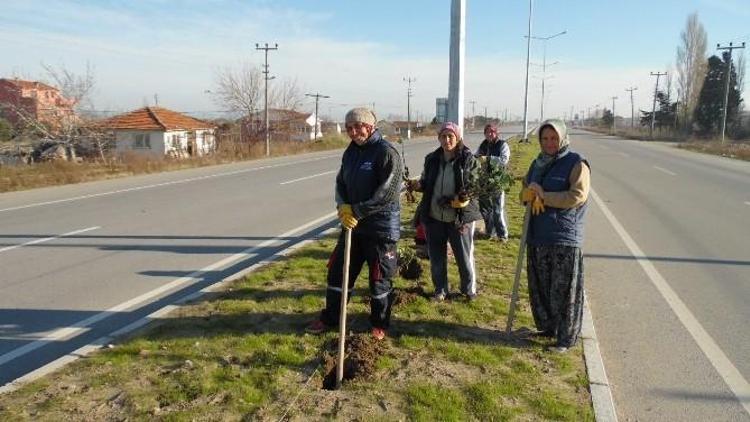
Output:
left=521, top=119, right=590, bottom=353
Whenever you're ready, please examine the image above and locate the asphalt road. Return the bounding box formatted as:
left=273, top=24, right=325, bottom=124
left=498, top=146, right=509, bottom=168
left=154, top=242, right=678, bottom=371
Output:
left=573, top=129, right=750, bottom=421
left=0, top=126, right=527, bottom=388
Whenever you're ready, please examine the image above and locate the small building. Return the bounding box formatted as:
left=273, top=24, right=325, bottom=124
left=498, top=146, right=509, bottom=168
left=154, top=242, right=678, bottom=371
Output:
left=0, top=78, right=76, bottom=129
left=101, top=107, right=216, bottom=157
left=241, top=109, right=321, bottom=142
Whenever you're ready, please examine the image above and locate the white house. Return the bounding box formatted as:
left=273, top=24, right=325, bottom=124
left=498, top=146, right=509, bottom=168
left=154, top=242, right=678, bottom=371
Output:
left=102, top=106, right=216, bottom=157
left=242, top=109, right=322, bottom=142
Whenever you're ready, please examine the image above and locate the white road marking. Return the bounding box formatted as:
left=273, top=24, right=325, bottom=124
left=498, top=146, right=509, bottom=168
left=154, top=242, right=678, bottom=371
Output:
left=0, top=226, right=100, bottom=254
left=0, top=155, right=338, bottom=213
left=280, top=170, right=337, bottom=185
left=0, top=211, right=337, bottom=369
left=744, top=201, right=750, bottom=206
left=591, top=189, right=750, bottom=416
left=653, top=166, right=677, bottom=176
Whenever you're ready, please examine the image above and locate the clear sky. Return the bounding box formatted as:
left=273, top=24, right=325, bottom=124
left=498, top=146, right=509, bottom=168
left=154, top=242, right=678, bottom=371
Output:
left=1, top=0, right=748, bottom=122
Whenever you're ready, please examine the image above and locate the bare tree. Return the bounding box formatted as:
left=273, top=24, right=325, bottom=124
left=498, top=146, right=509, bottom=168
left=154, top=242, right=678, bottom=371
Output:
left=41, top=61, right=96, bottom=112
left=269, top=76, right=305, bottom=111
left=676, top=12, right=708, bottom=131
left=211, top=63, right=263, bottom=116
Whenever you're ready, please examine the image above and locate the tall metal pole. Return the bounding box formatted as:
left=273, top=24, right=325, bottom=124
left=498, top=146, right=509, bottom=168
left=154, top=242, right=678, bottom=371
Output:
left=649, top=71, right=666, bottom=139
left=404, top=77, right=415, bottom=140
left=717, top=42, right=745, bottom=143
left=521, top=0, right=533, bottom=142
left=305, top=93, right=330, bottom=141
left=448, top=0, right=465, bottom=136
left=256, top=42, right=278, bottom=156
left=626, top=87, right=637, bottom=129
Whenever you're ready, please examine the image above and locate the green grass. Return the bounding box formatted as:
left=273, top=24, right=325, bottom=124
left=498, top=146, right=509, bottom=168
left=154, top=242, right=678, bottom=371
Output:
left=0, top=138, right=593, bottom=420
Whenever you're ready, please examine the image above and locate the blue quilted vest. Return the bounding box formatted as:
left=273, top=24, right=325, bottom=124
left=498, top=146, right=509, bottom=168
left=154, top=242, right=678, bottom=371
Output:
left=526, top=152, right=589, bottom=247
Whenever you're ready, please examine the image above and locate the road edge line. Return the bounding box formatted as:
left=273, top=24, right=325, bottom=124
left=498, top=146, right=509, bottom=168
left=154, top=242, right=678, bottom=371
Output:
left=582, top=293, right=618, bottom=422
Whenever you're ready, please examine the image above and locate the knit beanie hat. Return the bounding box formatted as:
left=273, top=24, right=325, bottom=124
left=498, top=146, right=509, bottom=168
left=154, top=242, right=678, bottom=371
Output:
left=439, top=121, right=461, bottom=138
left=345, top=107, right=377, bottom=126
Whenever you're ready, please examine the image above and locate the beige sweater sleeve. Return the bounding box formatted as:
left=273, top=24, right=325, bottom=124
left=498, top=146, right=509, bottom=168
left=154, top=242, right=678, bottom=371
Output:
left=542, top=162, right=590, bottom=209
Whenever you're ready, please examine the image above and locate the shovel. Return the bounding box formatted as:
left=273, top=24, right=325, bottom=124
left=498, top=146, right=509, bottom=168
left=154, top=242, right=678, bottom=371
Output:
left=506, top=203, right=531, bottom=333
left=335, top=228, right=352, bottom=389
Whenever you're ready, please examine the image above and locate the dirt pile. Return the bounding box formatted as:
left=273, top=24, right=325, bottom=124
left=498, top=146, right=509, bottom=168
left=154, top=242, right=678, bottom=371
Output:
left=322, top=333, right=386, bottom=390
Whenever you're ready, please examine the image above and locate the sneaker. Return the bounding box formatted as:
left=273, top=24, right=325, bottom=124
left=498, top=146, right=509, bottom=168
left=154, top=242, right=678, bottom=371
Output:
left=549, top=346, right=569, bottom=354
left=371, top=327, right=387, bottom=340
left=465, top=293, right=477, bottom=302
left=431, top=292, right=446, bottom=302
left=305, top=319, right=331, bottom=334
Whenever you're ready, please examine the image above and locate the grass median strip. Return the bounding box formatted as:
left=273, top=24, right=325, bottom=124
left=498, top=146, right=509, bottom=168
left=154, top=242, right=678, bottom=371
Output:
left=0, top=138, right=594, bottom=421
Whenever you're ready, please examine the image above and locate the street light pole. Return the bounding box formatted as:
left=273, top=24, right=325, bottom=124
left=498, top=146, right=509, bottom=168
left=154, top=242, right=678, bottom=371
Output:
left=305, top=93, right=330, bottom=141
left=530, top=30, right=566, bottom=122
left=717, top=42, right=745, bottom=143
left=256, top=42, right=278, bottom=156
left=521, top=0, right=533, bottom=142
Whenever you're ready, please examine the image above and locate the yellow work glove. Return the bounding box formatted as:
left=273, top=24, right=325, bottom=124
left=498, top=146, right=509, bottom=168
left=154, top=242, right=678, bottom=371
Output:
left=520, top=187, right=536, bottom=203
left=531, top=196, right=545, bottom=215
left=450, top=196, right=470, bottom=209
left=337, top=204, right=358, bottom=229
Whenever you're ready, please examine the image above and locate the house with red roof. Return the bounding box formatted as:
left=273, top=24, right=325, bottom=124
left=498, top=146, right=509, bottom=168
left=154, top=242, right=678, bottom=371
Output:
left=0, top=78, right=76, bottom=129
left=101, top=107, right=216, bottom=157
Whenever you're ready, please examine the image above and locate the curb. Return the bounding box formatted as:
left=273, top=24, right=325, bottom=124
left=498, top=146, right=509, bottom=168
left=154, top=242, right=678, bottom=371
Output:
left=0, top=219, right=339, bottom=395
left=581, top=293, right=618, bottom=422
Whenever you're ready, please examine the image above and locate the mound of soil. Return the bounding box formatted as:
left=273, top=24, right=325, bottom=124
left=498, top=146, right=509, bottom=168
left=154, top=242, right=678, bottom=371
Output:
left=398, top=259, right=423, bottom=280
left=322, top=333, right=386, bottom=390
left=392, top=287, right=425, bottom=306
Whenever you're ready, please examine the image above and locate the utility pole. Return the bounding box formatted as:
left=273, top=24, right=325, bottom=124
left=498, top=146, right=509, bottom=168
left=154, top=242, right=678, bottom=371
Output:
left=256, top=42, right=279, bottom=156
left=305, top=92, right=330, bottom=141
left=530, top=30, right=566, bottom=122
left=626, top=87, right=638, bottom=129
left=404, top=76, right=416, bottom=140
left=448, top=0, right=466, bottom=135
left=717, top=42, right=745, bottom=143
left=649, top=71, right=667, bottom=139
left=521, top=0, right=533, bottom=142
left=610, top=96, right=618, bottom=133
left=469, top=100, right=477, bottom=129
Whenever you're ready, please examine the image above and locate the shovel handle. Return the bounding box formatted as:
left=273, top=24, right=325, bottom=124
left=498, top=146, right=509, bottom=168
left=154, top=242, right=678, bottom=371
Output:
left=336, top=228, right=352, bottom=388
left=506, top=203, right=532, bottom=333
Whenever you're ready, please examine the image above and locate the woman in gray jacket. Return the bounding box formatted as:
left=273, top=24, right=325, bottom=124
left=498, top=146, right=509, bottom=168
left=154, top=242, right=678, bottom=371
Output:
left=408, top=122, right=482, bottom=302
